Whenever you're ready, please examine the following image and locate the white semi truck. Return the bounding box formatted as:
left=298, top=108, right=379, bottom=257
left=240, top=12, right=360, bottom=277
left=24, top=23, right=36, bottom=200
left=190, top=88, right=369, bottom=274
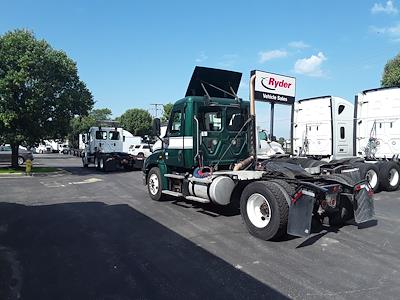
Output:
left=293, top=87, right=400, bottom=192
left=82, top=125, right=144, bottom=171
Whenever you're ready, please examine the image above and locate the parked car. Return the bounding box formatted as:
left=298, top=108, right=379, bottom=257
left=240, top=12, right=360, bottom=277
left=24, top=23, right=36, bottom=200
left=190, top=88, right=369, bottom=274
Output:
left=58, top=144, right=70, bottom=154
left=36, top=143, right=52, bottom=154
left=0, top=145, right=34, bottom=165
left=128, top=144, right=152, bottom=158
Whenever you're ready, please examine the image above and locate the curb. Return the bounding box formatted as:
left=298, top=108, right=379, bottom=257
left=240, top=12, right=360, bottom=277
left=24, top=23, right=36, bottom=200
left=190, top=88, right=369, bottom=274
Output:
left=0, top=169, right=69, bottom=179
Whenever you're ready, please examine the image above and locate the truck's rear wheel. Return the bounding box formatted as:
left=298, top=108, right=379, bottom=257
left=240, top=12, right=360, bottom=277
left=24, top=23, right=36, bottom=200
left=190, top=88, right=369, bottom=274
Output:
left=240, top=181, right=289, bottom=241
left=148, top=167, right=165, bottom=201
left=82, top=157, right=88, bottom=168
left=353, top=162, right=379, bottom=192
left=99, top=157, right=105, bottom=171
left=379, top=161, right=400, bottom=191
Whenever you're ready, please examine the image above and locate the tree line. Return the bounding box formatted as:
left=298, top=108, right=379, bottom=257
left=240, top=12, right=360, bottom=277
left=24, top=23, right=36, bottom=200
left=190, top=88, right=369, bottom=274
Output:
left=1, top=29, right=400, bottom=167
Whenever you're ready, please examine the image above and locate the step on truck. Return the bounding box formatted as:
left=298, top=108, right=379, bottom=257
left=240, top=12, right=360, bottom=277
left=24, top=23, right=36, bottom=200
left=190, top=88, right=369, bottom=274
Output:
left=82, top=123, right=144, bottom=172
left=293, top=89, right=400, bottom=192
left=143, top=67, right=375, bottom=241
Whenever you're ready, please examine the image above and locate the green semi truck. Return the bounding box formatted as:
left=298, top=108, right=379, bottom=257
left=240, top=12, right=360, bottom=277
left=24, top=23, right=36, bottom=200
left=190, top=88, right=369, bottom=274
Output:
left=143, top=67, right=375, bottom=241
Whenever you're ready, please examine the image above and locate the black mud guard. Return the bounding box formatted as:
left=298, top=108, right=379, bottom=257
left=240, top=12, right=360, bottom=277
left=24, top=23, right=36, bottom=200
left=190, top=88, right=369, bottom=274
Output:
left=354, top=183, right=375, bottom=224
left=287, top=190, right=316, bottom=237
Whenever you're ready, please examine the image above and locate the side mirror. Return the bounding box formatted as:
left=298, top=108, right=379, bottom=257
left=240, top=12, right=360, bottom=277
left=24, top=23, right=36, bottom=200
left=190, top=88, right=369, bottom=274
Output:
left=82, top=134, right=87, bottom=143
left=152, top=118, right=161, bottom=136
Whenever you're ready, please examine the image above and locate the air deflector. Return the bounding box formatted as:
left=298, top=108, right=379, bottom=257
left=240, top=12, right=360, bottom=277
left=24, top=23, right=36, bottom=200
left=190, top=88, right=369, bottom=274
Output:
left=185, top=66, right=242, bottom=99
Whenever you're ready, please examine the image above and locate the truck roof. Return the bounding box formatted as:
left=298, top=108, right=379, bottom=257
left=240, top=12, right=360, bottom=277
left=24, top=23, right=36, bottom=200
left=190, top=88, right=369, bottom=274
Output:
left=298, top=95, right=331, bottom=103
left=173, top=96, right=249, bottom=107
left=361, top=86, right=400, bottom=94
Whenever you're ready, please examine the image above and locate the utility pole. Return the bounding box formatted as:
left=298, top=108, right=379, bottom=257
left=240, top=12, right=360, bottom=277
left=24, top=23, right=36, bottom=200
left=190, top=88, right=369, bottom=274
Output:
left=150, top=103, right=163, bottom=118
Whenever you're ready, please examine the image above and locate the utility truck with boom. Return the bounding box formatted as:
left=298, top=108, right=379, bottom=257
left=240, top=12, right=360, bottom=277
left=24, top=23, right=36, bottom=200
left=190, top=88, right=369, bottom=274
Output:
left=143, top=67, right=375, bottom=241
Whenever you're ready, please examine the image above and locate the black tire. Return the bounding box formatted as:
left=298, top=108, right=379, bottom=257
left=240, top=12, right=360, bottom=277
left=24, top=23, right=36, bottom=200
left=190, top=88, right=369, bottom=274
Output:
left=240, top=181, right=289, bottom=241
left=147, top=167, right=165, bottom=201
left=99, top=157, right=106, bottom=172
left=353, top=162, right=380, bottom=192
left=82, top=157, right=89, bottom=168
left=378, top=161, right=400, bottom=192
left=95, top=157, right=101, bottom=170
left=269, top=179, right=295, bottom=206
left=323, top=174, right=355, bottom=226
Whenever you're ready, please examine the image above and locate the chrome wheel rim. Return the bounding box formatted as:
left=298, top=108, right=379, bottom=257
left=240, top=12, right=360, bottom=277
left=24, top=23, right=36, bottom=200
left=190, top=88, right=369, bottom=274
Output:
left=366, top=169, right=378, bottom=189
left=149, top=173, right=159, bottom=195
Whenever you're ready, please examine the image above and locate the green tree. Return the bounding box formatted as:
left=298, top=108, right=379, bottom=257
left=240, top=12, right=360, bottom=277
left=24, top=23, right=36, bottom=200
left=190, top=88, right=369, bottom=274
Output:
left=161, top=103, right=173, bottom=123
left=90, top=108, right=112, bottom=121
left=382, top=53, right=400, bottom=87
left=0, top=29, right=93, bottom=167
left=68, top=108, right=112, bottom=148
left=119, top=108, right=152, bottom=136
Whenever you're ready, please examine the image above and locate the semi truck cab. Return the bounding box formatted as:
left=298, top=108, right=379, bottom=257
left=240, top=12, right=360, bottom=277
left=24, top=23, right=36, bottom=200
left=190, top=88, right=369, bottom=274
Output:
left=143, top=67, right=375, bottom=241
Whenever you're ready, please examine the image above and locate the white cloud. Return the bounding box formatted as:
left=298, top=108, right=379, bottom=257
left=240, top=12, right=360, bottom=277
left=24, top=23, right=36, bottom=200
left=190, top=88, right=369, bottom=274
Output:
left=288, top=41, right=310, bottom=49
left=294, top=52, right=327, bottom=77
left=258, top=50, right=287, bottom=63
left=195, top=52, right=208, bottom=63
left=371, top=1, right=398, bottom=14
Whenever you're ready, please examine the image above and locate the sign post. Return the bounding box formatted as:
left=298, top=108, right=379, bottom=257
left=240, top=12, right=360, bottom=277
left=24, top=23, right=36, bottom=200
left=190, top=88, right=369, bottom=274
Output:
left=250, top=70, right=296, bottom=151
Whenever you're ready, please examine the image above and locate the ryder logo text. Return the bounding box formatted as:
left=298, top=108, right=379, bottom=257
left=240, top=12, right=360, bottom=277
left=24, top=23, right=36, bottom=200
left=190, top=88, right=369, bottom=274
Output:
left=261, top=77, right=292, bottom=91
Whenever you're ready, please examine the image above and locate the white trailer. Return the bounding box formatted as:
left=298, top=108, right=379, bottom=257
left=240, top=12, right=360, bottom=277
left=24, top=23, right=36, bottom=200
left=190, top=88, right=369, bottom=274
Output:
left=293, top=96, right=354, bottom=159
left=355, top=87, right=400, bottom=159
left=82, top=126, right=143, bottom=171
left=293, top=90, right=400, bottom=192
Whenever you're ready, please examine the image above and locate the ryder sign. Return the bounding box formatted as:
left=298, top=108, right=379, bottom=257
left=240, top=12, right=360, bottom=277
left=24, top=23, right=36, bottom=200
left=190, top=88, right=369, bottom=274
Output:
left=251, top=70, right=296, bottom=105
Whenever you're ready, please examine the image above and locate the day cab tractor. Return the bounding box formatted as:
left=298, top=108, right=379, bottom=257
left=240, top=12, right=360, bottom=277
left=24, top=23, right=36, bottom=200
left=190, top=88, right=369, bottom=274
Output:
left=82, top=122, right=144, bottom=172
left=143, top=67, right=375, bottom=241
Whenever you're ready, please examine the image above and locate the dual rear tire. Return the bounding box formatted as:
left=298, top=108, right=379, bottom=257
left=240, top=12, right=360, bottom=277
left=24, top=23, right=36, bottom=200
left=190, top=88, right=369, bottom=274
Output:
left=240, top=181, right=289, bottom=241
left=378, top=161, right=400, bottom=191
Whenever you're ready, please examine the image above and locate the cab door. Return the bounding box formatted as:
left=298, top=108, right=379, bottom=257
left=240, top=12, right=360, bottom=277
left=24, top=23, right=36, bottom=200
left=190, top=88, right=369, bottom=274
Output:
left=164, top=106, right=185, bottom=168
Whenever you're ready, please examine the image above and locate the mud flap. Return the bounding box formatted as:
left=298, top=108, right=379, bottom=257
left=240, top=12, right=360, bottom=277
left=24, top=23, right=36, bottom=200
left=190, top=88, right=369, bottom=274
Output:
left=354, top=185, right=375, bottom=224
left=287, top=193, right=315, bottom=237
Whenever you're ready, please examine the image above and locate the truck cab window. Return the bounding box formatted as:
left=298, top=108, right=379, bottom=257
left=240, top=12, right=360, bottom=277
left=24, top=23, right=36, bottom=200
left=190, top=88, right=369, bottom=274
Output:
left=200, top=110, right=222, bottom=132
left=96, top=131, right=107, bottom=140
left=169, top=111, right=182, bottom=135
left=338, top=105, right=345, bottom=115
left=226, top=108, right=244, bottom=131
left=109, top=131, right=120, bottom=140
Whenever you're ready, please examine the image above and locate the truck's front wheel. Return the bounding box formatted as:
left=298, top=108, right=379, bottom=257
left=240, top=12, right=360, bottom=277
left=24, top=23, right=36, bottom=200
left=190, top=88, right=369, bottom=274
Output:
left=148, top=167, right=165, bottom=201
left=240, top=181, right=289, bottom=241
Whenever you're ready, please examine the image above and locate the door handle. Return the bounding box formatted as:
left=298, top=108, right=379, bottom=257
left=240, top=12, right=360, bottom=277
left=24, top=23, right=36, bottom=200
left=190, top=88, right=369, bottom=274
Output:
left=178, top=150, right=183, bottom=161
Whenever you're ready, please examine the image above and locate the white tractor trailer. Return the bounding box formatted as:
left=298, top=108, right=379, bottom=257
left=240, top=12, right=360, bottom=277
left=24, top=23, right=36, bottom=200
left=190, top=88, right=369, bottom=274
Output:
left=82, top=125, right=144, bottom=171
left=293, top=87, right=400, bottom=192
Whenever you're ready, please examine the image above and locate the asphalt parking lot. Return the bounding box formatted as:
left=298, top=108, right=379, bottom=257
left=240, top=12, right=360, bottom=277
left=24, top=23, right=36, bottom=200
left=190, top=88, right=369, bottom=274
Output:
left=1, top=154, right=400, bottom=299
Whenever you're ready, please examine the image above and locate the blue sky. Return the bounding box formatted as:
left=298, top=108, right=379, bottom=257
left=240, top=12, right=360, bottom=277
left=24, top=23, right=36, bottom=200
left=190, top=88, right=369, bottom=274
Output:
left=1, top=0, right=399, bottom=138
